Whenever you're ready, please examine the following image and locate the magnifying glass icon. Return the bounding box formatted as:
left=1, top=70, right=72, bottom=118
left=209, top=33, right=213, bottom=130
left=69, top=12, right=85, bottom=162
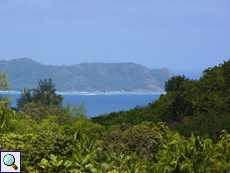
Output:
left=3, top=154, right=18, bottom=170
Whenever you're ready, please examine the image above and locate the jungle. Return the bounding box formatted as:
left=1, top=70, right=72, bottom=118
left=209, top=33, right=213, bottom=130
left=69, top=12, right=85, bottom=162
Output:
left=1, top=59, right=230, bottom=173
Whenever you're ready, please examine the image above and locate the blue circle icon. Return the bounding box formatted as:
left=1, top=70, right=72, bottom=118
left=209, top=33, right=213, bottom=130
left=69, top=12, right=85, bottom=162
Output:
left=3, top=154, right=14, bottom=165
left=3, top=154, right=18, bottom=170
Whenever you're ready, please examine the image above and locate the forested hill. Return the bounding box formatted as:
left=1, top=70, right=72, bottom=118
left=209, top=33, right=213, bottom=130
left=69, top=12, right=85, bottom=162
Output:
left=0, top=58, right=173, bottom=92
left=91, top=58, right=230, bottom=139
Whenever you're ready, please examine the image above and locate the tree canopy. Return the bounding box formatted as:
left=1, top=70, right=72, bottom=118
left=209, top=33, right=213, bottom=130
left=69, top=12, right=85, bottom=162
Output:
left=92, top=59, right=230, bottom=140
left=0, top=70, right=13, bottom=106
left=164, top=74, right=190, bottom=93
left=17, top=78, right=63, bottom=110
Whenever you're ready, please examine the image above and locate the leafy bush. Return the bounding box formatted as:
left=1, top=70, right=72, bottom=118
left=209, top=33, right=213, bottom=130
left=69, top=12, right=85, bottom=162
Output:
left=151, top=130, right=230, bottom=172
left=60, top=119, right=106, bottom=141
left=0, top=70, right=13, bottom=105
left=0, top=131, right=77, bottom=168
left=101, top=121, right=170, bottom=163
left=0, top=133, right=34, bottom=151
left=35, top=132, right=142, bottom=173
left=37, top=154, right=83, bottom=173
left=0, top=101, right=26, bottom=135
left=21, top=100, right=87, bottom=126
left=14, top=115, right=61, bottom=135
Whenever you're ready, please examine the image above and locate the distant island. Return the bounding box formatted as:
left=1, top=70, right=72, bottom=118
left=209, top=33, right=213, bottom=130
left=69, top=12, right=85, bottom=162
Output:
left=0, top=58, right=174, bottom=92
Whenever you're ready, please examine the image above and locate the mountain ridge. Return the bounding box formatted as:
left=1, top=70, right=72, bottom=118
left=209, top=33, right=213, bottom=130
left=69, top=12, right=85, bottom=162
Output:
left=0, top=58, right=174, bottom=92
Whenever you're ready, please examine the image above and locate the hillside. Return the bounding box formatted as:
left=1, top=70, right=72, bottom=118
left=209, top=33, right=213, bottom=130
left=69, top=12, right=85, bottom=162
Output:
left=1, top=59, right=230, bottom=173
left=0, top=58, right=173, bottom=92
left=91, top=58, right=230, bottom=139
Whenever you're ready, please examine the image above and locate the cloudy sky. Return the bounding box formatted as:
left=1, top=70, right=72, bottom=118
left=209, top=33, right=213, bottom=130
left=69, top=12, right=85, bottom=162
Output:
left=0, top=0, right=229, bottom=79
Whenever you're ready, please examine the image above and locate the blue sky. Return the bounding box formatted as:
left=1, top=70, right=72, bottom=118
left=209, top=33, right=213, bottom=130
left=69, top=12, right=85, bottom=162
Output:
left=0, top=0, right=229, bottom=79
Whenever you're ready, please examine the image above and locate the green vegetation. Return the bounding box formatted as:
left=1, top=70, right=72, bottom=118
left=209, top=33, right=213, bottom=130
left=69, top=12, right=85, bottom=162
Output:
left=0, top=70, right=13, bottom=105
left=0, top=58, right=173, bottom=92
left=17, top=78, right=63, bottom=110
left=92, top=59, right=230, bottom=141
left=1, top=59, right=230, bottom=172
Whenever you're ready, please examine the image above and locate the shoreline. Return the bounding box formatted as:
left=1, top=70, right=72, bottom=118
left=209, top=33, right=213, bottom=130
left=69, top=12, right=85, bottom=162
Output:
left=0, top=91, right=166, bottom=95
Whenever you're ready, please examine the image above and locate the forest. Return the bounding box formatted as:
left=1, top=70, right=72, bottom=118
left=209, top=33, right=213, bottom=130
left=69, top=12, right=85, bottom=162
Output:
left=0, top=58, right=173, bottom=92
left=0, top=59, right=230, bottom=173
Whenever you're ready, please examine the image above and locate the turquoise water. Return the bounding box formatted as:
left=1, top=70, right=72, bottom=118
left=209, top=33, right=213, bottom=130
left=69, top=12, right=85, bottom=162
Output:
left=5, top=92, right=163, bottom=118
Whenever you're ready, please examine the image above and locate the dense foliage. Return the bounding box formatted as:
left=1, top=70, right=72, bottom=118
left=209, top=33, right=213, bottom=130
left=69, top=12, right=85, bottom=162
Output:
left=1, top=59, right=230, bottom=172
left=0, top=70, right=13, bottom=105
left=17, top=78, right=63, bottom=110
left=92, top=59, right=230, bottom=140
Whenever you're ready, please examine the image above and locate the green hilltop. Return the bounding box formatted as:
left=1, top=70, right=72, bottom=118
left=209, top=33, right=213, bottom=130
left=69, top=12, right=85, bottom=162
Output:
left=0, top=58, right=173, bottom=92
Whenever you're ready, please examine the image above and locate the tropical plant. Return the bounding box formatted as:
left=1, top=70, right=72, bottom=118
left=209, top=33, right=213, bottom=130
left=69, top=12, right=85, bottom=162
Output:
left=0, top=132, right=34, bottom=151
left=37, top=154, right=83, bottom=173
left=101, top=121, right=170, bottom=165
left=151, top=131, right=229, bottom=172
left=0, top=101, right=24, bottom=134
left=60, top=119, right=106, bottom=140
left=0, top=130, right=77, bottom=168
left=20, top=100, right=87, bottom=126
left=164, top=75, right=190, bottom=93
left=13, top=115, right=61, bottom=135
left=17, top=78, right=63, bottom=110
left=0, top=70, right=13, bottom=105
left=68, top=132, right=111, bottom=173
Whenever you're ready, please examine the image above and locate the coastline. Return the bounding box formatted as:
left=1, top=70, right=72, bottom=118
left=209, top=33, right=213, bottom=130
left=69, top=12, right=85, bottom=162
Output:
left=0, top=91, right=166, bottom=95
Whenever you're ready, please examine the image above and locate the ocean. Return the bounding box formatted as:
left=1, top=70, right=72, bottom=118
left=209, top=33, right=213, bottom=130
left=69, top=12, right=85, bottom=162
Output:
left=4, top=92, right=163, bottom=118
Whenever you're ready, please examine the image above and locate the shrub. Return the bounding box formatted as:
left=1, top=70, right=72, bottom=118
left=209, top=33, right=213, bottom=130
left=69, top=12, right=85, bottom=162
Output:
left=0, top=131, right=77, bottom=168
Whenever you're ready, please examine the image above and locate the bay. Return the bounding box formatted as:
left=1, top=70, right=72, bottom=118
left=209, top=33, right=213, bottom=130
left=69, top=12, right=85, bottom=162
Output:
left=4, top=92, right=163, bottom=118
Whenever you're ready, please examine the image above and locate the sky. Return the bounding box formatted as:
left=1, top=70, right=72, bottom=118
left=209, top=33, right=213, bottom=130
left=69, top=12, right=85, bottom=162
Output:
left=0, top=0, right=229, bottom=80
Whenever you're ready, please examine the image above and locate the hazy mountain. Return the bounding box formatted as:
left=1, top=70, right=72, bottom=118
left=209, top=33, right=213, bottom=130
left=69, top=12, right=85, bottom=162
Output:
left=0, top=58, right=174, bottom=92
